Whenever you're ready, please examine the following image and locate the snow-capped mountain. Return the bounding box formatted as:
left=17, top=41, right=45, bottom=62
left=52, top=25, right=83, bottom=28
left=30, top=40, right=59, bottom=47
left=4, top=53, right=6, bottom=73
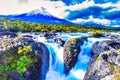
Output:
left=27, top=8, right=51, bottom=16
left=0, top=9, right=113, bottom=27
left=0, top=9, right=73, bottom=24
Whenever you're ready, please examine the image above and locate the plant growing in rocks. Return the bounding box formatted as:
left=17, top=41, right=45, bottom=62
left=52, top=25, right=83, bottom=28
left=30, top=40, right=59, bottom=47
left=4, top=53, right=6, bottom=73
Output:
left=0, top=45, right=37, bottom=80
left=117, top=49, right=120, bottom=53
left=91, top=30, right=103, bottom=37
left=113, top=67, right=120, bottom=80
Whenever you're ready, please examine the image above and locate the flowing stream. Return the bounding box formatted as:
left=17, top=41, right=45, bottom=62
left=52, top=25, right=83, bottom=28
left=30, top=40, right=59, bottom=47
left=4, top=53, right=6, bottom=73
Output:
left=39, top=33, right=108, bottom=80
left=21, top=33, right=109, bottom=80
left=0, top=32, right=114, bottom=80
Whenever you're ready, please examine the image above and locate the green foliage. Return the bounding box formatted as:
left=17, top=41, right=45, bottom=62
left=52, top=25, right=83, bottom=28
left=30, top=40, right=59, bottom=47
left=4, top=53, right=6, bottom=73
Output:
left=96, top=56, right=101, bottom=61
left=0, top=45, right=37, bottom=79
left=0, top=64, right=11, bottom=71
left=103, top=72, right=107, bottom=76
left=114, top=68, right=120, bottom=80
left=108, top=62, right=120, bottom=80
left=71, top=38, right=77, bottom=44
left=91, top=30, right=103, bottom=37
left=117, top=49, right=120, bottom=53
left=0, top=18, right=119, bottom=32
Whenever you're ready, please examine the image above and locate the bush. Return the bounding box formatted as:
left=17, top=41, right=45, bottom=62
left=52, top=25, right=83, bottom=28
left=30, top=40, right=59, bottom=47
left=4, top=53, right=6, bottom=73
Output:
left=113, top=68, right=120, bottom=80
left=117, top=49, right=120, bottom=53
left=91, top=30, right=103, bottom=37
left=0, top=45, right=37, bottom=79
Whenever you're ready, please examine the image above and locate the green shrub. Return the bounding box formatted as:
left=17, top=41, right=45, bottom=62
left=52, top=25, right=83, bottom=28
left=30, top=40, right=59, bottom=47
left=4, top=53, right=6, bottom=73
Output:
left=117, top=49, right=120, bottom=53
left=114, top=68, right=120, bottom=80
left=91, top=30, right=103, bottom=37
left=0, top=45, right=37, bottom=79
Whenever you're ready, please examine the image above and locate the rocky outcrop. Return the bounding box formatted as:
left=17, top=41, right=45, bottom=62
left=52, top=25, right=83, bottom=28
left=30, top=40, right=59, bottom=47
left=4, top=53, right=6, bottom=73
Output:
left=84, top=39, right=120, bottom=80
left=54, top=38, right=65, bottom=47
left=0, top=31, right=17, bottom=38
left=19, top=38, right=50, bottom=80
left=63, top=37, right=87, bottom=73
left=101, top=75, right=114, bottom=80
left=92, top=40, right=120, bottom=56
left=104, top=33, right=120, bottom=40
left=44, top=32, right=57, bottom=39
left=0, top=37, right=49, bottom=80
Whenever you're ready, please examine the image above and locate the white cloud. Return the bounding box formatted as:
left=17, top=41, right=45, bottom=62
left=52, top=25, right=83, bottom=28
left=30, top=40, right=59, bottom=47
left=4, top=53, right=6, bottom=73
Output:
left=44, top=1, right=68, bottom=18
left=0, top=0, right=119, bottom=20
left=96, top=2, right=113, bottom=8
left=0, top=0, right=44, bottom=15
left=0, top=0, right=68, bottom=18
left=67, top=0, right=94, bottom=11
left=108, top=1, right=120, bottom=12
left=116, top=1, right=120, bottom=9
left=71, top=15, right=111, bottom=26
left=112, top=25, right=120, bottom=27
left=65, top=0, right=118, bottom=11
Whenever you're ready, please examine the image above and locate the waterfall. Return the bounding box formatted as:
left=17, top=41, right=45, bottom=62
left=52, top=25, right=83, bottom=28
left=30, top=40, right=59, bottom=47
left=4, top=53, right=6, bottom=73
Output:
left=45, top=38, right=94, bottom=80
left=33, top=33, right=109, bottom=80
left=0, top=32, right=111, bottom=80
left=46, top=43, right=65, bottom=80
left=64, top=38, right=93, bottom=80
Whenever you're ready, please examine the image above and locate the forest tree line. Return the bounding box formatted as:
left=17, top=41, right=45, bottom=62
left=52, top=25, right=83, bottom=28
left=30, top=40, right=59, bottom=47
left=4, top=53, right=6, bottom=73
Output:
left=0, top=18, right=119, bottom=32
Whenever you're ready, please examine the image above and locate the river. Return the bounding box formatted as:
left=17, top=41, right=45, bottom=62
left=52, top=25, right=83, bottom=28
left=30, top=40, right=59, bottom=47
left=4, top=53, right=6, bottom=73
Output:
left=34, top=33, right=108, bottom=80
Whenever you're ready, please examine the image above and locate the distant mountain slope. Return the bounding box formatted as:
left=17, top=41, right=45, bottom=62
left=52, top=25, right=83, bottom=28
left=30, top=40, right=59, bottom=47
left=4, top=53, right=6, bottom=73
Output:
left=80, top=21, right=105, bottom=27
left=0, top=9, right=73, bottom=24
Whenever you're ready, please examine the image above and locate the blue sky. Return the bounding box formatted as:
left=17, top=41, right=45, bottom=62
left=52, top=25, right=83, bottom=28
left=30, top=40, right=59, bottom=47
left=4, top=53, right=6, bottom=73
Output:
left=0, top=0, right=120, bottom=27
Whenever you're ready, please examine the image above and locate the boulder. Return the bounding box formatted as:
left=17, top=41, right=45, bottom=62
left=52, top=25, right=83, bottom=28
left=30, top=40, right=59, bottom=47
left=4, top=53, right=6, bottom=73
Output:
left=20, top=38, right=50, bottom=80
left=101, top=75, right=114, bottom=80
left=54, top=38, right=65, bottom=47
left=84, top=40, right=120, bottom=80
left=0, top=37, right=50, bottom=80
left=0, top=31, right=17, bottom=38
left=104, top=33, right=120, bottom=40
left=44, top=32, right=57, bottom=39
left=63, top=37, right=87, bottom=74
left=92, top=40, right=120, bottom=56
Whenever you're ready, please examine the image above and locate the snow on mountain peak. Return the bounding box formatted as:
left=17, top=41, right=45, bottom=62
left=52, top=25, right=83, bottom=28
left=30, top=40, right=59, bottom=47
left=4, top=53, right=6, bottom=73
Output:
left=26, top=8, right=51, bottom=16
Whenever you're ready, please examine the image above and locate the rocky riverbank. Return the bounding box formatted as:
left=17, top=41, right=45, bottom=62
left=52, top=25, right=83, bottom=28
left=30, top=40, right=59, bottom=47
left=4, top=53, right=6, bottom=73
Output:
left=0, top=31, right=120, bottom=80
left=0, top=32, right=50, bottom=80
left=84, top=38, right=120, bottom=80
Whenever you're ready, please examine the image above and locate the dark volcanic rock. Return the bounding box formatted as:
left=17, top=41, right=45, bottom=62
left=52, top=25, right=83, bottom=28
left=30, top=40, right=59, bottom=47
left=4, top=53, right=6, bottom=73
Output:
left=8, top=71, right=20, bottom=80
left=0, top=31, right=17, bottom=38
left=44, top=32, right=57, bottom=39
left=20, top=38, right=50, bottom=80
left=0, top=37, right=49, bottom=80
left=104, top=33, right=120, bottom=40
left=92, top=40, right=120, bottom=56
left=54, top=38, right=65, bottom=47
left=63, top=37, right=87, bottom=73
left=84, top=39, right=120, bottom=80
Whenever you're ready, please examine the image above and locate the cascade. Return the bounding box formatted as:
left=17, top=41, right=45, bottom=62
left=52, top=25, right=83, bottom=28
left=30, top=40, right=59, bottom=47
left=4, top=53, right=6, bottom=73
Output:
left=0, top=33, right=109, bottom=80
left=44, top=35, right=109, bottom=80
left=45, top=34, right=96, bottom=80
